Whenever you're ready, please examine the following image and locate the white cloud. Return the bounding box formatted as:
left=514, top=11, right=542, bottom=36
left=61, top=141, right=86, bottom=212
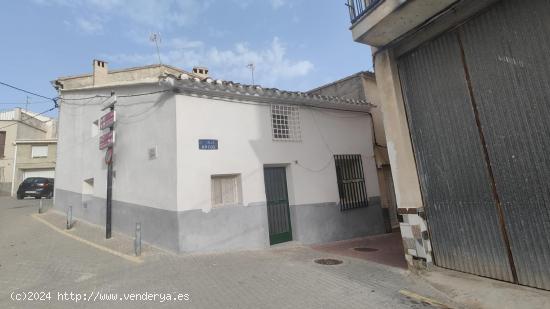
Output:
left=104, top=37, right=313, bottom=88
left=75, top=16, right=104, bottom=34
left=165, top=38, right=204, bottom=50
left=231, top=0, right=290, bottom=10
left=34, top=0, right=207, bottom=29
left=270, top=0, right=286, bottom=9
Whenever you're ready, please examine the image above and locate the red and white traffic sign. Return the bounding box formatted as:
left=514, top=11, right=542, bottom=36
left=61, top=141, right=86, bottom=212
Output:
left=99, top=131, right=115, bottom=150
left=100, top=110, right=116, bottom=130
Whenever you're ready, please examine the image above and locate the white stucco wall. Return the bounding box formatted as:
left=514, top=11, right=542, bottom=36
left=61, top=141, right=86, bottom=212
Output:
left=57, top=84, right=379, bottom=214
left=175, top=95, right=379, bottom=212
left=56, top=84, right=178, bottom=211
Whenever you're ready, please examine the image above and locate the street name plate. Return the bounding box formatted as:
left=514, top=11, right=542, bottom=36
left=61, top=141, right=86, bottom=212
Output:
left=198, top=139, right=218, bottom=150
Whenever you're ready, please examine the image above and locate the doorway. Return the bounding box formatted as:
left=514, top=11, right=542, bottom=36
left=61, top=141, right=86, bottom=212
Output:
left=263, top=166, right=292, bottom=245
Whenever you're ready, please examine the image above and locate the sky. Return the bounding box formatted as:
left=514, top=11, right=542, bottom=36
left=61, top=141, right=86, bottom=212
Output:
left=0, top=0, right=372, bottom=118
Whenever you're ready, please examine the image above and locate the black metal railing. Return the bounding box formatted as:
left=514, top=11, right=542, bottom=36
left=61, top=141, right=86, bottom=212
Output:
left=346, top=0, right=383, bottom=24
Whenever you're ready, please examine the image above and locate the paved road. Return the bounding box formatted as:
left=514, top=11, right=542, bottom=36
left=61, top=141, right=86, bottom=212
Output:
left=0, top=197, right=454, bottom=308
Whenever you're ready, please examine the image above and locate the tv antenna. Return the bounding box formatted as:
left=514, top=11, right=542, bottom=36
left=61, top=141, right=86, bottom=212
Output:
left=149, top=32, right=163, bottom=67
left=246, top=63, right=255, bottom=86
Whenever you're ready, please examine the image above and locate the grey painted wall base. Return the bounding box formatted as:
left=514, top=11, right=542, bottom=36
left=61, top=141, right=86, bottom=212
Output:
left=55, top=188, right=180, bottom=251
left=54, top=189, right=385, bottom=253
left=290, top=197, right=385, bottom=244
left=54, top=188, right=268, bottom=253
left=178, top=204, right=269, bottom=253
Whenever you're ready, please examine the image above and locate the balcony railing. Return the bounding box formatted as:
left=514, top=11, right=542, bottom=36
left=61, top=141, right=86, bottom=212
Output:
left=346, top=0, right=383, bottom=24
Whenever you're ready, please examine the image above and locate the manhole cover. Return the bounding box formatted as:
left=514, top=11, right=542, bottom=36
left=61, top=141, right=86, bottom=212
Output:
left=314, top=258, right=343, bottom=265
left=353, top=247, right=379, bottom=252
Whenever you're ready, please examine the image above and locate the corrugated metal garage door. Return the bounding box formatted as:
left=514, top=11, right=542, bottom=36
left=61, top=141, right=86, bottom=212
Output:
left=398, top=0, right=550, bottom=290
left=459, top=0, right=550, bottom=290
left=23, top=169, right=55, bottom=179
left=398, top=31, right=514, bottom=282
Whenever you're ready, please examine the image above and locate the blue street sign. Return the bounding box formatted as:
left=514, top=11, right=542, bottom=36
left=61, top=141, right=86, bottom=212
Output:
left=199, top=139, right=218, bottom=150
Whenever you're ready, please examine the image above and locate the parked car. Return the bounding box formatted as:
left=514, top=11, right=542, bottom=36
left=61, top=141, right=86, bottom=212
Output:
left=16, top=177, right=54, bottom=199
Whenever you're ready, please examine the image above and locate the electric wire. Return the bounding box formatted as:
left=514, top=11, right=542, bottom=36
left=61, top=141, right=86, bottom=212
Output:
left=0, top=81, right=57, bottom=103
left=294, top=108, right=336, bottom=173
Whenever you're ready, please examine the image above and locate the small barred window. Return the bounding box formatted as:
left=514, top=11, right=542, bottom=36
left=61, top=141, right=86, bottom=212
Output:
left=271, top=104, right=301, bottom=141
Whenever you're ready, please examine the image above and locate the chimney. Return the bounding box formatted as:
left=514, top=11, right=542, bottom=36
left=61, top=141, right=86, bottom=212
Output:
left=192, top=66, right=209, bottom=79
left=93, top=59, right=109, bottom=86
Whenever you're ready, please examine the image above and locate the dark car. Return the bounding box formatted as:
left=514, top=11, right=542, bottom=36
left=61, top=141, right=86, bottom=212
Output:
left=16, top=177, right=54, bottom=199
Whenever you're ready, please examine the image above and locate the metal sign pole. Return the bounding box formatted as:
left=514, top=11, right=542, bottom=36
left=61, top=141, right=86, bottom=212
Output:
left=105, top=91, right=115, bottom=239
left=106, top=144, right=113, bottom=239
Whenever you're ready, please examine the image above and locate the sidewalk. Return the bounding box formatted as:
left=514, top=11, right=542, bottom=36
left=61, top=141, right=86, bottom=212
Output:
left=35, top=209, right=159, bottom=263
left=312, top=231, right=550, bottom=309
left=416, top=266, right=550, bottom=309
left=311, top=230, right=408, bottom=269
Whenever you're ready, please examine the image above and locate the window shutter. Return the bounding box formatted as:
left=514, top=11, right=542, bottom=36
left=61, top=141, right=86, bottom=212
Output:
left=31, top=145, right=49, bottom=158
left=211, top=175, right=241, bottom=207
left=211, top=177, right=223, bottom=205
left=221, top=177, right=237, bottom=204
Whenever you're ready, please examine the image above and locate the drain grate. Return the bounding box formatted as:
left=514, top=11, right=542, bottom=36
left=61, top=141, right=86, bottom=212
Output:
left=314, top=258, right=343, bottom=265
left=353, top=247, right=379, bottom=252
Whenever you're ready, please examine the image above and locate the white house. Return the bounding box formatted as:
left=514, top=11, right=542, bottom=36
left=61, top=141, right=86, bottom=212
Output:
left=52, top=60, right=385, bottom=252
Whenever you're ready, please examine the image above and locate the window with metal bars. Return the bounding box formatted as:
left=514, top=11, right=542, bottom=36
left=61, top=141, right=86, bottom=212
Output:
left=334, top=154, right=368, bottom=211
left=271, top=104, right=301, bottom=141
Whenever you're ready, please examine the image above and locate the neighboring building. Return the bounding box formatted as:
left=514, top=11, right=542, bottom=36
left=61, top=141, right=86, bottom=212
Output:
left=51, top=60, right=386, bottom=253
left=0, top=108, right=57, bottom=195
left=348, top=0, right=550, bottom=290
left=309, top=72, right=398, bottom=231
left=12, top=139, right=57, bottom=197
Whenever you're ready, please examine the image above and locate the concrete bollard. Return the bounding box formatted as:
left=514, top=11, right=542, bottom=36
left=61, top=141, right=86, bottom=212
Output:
left=39, top=198, right=44, bottom=214
left=66, top=206, right=73, bottom=230
left=134, top=222, right=141, bottom=257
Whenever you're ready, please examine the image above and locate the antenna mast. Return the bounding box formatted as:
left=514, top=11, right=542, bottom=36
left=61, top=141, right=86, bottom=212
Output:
left=246, top=63, right=255, bottom=86
left=149, top=32, right=163, bottom=68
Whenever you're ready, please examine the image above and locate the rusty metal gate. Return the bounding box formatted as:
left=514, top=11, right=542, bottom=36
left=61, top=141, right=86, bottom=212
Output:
left=398, top=0, right=550, bottom=290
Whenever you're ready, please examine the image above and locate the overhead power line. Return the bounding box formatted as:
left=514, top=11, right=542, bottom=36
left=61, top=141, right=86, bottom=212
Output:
left=0, top=81, right=57, bottom=104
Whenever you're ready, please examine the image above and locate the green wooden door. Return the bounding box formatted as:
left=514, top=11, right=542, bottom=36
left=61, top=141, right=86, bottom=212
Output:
left=263, top=167, right=292, bottom=245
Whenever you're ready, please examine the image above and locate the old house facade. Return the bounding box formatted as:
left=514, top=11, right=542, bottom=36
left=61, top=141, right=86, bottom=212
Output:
left=348, top=0, right=550, bottom=290
left=52, top=61, right=387, bottom=253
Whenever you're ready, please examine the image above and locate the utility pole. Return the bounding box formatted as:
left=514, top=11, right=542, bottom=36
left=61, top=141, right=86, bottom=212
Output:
left=100, top=92, right=117, bottom=239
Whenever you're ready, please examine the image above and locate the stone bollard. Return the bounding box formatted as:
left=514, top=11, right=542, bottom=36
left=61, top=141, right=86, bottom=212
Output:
left=134, top=223, right=141, bottom=257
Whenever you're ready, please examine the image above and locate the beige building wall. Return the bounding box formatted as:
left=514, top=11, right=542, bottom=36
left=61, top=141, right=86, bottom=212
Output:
left=0, top=121, right=18, bottom=194
left=0, top=109, right=57, bottom=195
left=374, top=50, right=423, bottom=210
left=12, top=142, right=57, bottom=191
